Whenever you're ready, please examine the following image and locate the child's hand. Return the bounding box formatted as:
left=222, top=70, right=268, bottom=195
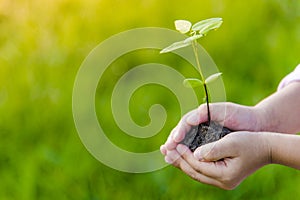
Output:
left=164, top=132, right=271, bottom=190
left=160, top=102, right=261, bottom=155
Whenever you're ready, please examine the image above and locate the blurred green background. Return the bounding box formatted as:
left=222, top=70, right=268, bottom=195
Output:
left=1, top=0, right=300, bottom=199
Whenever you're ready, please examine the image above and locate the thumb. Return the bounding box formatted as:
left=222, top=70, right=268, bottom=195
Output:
left=194, top=138, right=236, bottom=161
left=186, top=103, right=227, bottom=127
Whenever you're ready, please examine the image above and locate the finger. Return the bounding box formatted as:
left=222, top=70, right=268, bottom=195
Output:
left=164, top=127, right=178, bottom=150
left=164, top=156, right=173, bottom=164
left=165, top=111, right=196, bottom=150
left=160, top=145, right=167, bottom=156
left=176, top=144, right=224, bottom=179
left=186, top=104, right=208, bottom=125
left=194, top=137, right=238, bottom=162
left=165, top=149, right=181, bottom=164
left=173, top=109, right=198, bottom=142
left=171, top=152, right=223, bottom=187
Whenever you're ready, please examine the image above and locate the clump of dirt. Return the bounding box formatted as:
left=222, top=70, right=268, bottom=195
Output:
left=180, top=121, right=232, bottom=152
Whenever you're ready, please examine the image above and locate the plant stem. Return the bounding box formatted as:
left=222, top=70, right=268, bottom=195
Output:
left=191, top=41, right=205, bottom=82
left=203, top=83, right=211, bottom=123
left=191, top=40, right=211, bottom=123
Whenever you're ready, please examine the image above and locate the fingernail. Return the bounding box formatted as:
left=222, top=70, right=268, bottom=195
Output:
left=165, top=156, right=173, bottom=164
left=176, top=144, right=188, bottom=155
left=194, top=149, right=203, bottom=161
left=160, top=145, right=166, bottom=155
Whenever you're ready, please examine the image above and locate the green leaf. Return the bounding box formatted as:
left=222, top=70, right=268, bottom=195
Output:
left=205, top=72, right=222, bottom=84
left=175, top=20, right=192, bottom=34
left=200, top=21, right=223, bottom=35
left=184, top=34, right=203, bottom=43
left=183, top=78, right=203, bottom=88
left=192, top=18, right=223, bottom=34
left=160, top=40, right=191, bottom=53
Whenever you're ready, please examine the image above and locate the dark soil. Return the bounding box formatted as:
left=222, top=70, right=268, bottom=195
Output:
left=180, top=121, right=232, bottom=152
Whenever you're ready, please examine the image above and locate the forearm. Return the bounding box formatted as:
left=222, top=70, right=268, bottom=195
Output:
left=255, top=82, right=300, bottom=134
left=265, top=132, right=300, bottom=170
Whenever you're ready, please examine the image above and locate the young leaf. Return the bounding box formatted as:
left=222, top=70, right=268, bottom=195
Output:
left=205, top=72, right=222, bottom=84
left=183, top=78, right=203, bottom=88
left=199, top=20, right=223, bottom=35
left=184, top=34, right=203, bottom=43
left=175, top=20, right=192, bottom=34
left=192, top=18, right=223, bottom=33
left=160, top=40, right=191, bottom=53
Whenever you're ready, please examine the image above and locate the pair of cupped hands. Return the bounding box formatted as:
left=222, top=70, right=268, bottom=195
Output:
left=160, top=103, right=274, bottom=190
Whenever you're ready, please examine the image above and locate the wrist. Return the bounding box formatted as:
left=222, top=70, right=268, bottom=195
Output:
left=260, top=132, right=273, bottom=165
left=251, top=106, right=266, bottom=131
left=253, top=105, right=277, bottom=132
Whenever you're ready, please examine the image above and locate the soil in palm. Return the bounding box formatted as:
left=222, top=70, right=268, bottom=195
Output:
left=180, top=121, right=232, bottom=152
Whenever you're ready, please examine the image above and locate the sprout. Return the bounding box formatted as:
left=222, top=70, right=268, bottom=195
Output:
left=160, top=18, right=223, bottom=122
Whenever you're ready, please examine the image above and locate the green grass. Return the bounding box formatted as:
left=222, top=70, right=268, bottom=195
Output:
left=0, top=0, right=300, bottom=199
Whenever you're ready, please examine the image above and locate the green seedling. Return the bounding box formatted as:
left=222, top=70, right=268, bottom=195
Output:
left=160, top=18, right=223, bottom=123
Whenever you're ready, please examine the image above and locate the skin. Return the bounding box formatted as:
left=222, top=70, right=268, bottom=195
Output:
left=160, top=82, right=300, bottom=190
